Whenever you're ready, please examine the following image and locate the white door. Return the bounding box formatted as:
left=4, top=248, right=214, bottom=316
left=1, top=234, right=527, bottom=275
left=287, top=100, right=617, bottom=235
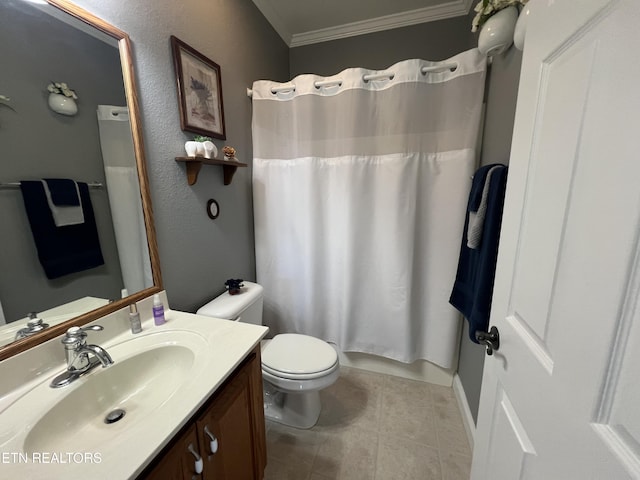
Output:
left=471, top=0, right=640, bottom=478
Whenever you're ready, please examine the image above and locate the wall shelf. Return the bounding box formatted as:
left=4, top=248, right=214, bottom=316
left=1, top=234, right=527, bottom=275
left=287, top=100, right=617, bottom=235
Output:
left=175, top=156, right=247, bottom=186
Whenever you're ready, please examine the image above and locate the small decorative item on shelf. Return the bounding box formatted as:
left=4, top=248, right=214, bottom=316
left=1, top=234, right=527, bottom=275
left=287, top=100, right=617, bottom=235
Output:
left=194, top=135, right=218, bottom=159
left=185, top=140, right=198, bottom=157
left=47, top=81, right=78, bottom=116
left=185, top=135, right=218, bottom=158
left=472, top=0, right=526, bottom=56
left=225, top=278, right=244, bottom=296
left=202, top=141, right=216, bottom=159
left=222, top=145, right=236, bottom=161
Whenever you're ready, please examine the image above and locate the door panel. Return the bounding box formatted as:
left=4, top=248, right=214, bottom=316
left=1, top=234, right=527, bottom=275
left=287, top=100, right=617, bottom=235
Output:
left=472, top=0, right=640, bottom=478
left=485, top=386, right=535, bottom=480
left=509, top=36, right=595, bottom=345
left=593, top=248, right=640, bottom=472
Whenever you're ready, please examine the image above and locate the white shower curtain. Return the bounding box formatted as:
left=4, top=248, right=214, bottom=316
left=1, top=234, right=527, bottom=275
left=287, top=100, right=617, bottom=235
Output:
left=252, top=50, right=486, bottom=368
left=97, top=105, right=152, bottom=295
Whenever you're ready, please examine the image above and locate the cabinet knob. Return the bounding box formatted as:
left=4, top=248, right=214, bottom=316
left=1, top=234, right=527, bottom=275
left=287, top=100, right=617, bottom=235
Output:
left=187, top=443, right=203, bottom=474
left=204, top=425, right=219, bottom=454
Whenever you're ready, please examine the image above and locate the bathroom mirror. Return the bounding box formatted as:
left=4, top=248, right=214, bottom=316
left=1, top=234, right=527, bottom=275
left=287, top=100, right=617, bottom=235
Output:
left=0, top=0, right=162, bottom=360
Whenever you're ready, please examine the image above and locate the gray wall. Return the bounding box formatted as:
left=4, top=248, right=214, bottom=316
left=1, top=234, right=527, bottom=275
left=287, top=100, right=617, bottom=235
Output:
left=290, top=16, right=474, bottom=77
left=67, top=0, right=289, bottom=312
left=457, top=46, right=523, bottom=424
left=0, top=1, right=126, bottom=321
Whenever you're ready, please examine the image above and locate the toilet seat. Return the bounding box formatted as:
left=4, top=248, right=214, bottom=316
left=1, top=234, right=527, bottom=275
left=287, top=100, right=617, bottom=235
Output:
left=262, top=361, right=339, bottom=380
left=261, top=333, right=338, bottom=380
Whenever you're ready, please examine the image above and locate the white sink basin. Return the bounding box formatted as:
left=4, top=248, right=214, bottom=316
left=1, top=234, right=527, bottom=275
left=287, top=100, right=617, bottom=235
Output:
left=1, top=329, right=208, bottom=455
left=24, top=343, right=194, bottom=454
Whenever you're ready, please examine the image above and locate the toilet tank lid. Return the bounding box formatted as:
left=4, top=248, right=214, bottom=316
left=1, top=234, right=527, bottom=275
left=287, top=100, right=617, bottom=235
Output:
left=196, top=281, right=263, bottom=320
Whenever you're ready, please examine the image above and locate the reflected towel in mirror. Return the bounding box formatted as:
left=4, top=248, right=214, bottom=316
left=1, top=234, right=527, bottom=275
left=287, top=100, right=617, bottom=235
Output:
left=20, top=181, right=104, bottom=279
left=41, top=179, right=84, bottom=227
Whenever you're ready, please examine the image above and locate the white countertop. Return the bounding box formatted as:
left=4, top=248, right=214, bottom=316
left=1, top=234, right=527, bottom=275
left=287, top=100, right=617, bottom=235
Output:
left=0, top=292, right=268, bottom=479
left=0, top=296, right=110, bottom=348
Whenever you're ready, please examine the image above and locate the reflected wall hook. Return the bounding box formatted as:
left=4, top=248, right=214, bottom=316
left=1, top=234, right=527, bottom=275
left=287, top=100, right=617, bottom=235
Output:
left=476, top=326, right=500, bottom=356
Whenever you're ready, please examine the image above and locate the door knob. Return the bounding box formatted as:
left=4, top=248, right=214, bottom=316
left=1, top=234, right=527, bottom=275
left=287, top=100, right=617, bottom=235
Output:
left=476, top=326, right=500, bottom=356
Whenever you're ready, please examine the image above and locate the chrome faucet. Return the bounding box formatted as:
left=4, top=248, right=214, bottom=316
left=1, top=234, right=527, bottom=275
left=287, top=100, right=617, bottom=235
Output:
left=14, top=312, right=49, bottom=341
left=50, top=325, right=114, bottom=388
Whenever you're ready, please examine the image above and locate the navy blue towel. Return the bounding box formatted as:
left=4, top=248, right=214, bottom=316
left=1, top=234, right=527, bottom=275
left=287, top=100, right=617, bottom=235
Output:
left=449, top=164, right=508, bottom=343
left=43, top=178, right=80, bottom=206
left=20, top=181, right=104, bottom=279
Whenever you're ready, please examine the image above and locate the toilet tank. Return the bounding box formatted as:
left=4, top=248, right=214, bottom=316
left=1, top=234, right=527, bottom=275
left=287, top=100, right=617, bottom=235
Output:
left=196, top=281, right=264, bottom=325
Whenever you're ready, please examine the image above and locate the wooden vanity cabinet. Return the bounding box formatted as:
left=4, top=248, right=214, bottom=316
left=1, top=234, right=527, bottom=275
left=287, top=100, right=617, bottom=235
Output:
left=143, top=425, right=202, bottom=480
left=140, top=347, right=266, bottom=480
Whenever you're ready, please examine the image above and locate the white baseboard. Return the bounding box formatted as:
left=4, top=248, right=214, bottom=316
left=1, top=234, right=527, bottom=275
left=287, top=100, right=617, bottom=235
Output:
left=336, top=351, right=454, bottom=387
left=453, top=373, right=475, bottom=451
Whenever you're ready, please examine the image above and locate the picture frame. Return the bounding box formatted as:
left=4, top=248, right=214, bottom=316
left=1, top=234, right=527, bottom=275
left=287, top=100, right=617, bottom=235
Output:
left=170, top=35, right=226, bottom=140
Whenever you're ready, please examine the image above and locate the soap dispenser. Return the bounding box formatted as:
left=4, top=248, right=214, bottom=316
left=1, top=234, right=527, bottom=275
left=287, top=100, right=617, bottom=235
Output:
left=129, top=303, right=142, bottom=334
left=153, top=294, right=166, bottom=326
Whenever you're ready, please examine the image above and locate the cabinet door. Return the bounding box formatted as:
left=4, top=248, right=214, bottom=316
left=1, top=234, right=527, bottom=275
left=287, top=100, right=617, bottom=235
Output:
left=197, top=352, right=261, bottom=480
left=248, top=349, right=267, bottom=478
left=142, top=424, right=203, bottom=480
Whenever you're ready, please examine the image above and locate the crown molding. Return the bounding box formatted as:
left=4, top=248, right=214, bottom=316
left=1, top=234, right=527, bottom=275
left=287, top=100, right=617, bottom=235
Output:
left=290, top=0, right=474, bottom=48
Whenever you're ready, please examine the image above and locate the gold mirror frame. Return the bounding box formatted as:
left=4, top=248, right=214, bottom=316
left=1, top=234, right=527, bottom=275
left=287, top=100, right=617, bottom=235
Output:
left=0, top=0, right=162, bottom=361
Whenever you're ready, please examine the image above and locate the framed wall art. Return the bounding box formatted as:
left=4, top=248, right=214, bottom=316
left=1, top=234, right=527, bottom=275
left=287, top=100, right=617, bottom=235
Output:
left=171, top=35, right=226, bottom=139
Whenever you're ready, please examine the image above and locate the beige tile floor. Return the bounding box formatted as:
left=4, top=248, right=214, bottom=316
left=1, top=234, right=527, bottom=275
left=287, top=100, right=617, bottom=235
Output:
left=264, top=366, right=471, bottom=480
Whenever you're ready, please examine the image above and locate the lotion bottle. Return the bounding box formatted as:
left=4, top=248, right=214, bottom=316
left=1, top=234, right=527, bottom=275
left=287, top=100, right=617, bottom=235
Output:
left=129, top=303, right=142, bottom=334
left=153, top=293, right=166, bottom=326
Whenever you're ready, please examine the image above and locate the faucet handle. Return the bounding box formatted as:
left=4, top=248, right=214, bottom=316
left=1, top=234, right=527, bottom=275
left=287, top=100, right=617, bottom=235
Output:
left=80, top=325, right=104, bottom=333
left=26, top=313, right=49, bottom=331
left=62, top=325, right=104, bottom=348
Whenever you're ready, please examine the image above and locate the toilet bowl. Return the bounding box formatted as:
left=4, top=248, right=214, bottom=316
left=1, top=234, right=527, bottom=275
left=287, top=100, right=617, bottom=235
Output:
left=196, top=282, right=339, bottom=429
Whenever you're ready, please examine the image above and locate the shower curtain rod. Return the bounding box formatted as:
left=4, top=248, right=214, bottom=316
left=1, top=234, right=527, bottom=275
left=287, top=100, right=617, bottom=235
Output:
left=0, top=181, right=104, bottom=189
left=246, top=61, right=458, bottom=98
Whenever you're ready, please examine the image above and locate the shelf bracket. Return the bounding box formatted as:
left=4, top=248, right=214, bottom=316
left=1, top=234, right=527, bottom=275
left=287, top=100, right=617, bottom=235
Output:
left=223, top=165, right=238, bottom=185
left=175, top=156, right=247, bottom=186
left=184, top=161, right=203, bottom=186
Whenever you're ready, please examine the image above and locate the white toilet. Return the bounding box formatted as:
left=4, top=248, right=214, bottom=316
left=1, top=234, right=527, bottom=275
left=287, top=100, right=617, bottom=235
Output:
left=197, top=281, right=340, bottom=429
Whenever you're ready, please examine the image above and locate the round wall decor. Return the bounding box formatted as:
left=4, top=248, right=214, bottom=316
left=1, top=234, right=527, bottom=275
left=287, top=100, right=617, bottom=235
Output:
left=207, top=199, right=219, bottom=219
